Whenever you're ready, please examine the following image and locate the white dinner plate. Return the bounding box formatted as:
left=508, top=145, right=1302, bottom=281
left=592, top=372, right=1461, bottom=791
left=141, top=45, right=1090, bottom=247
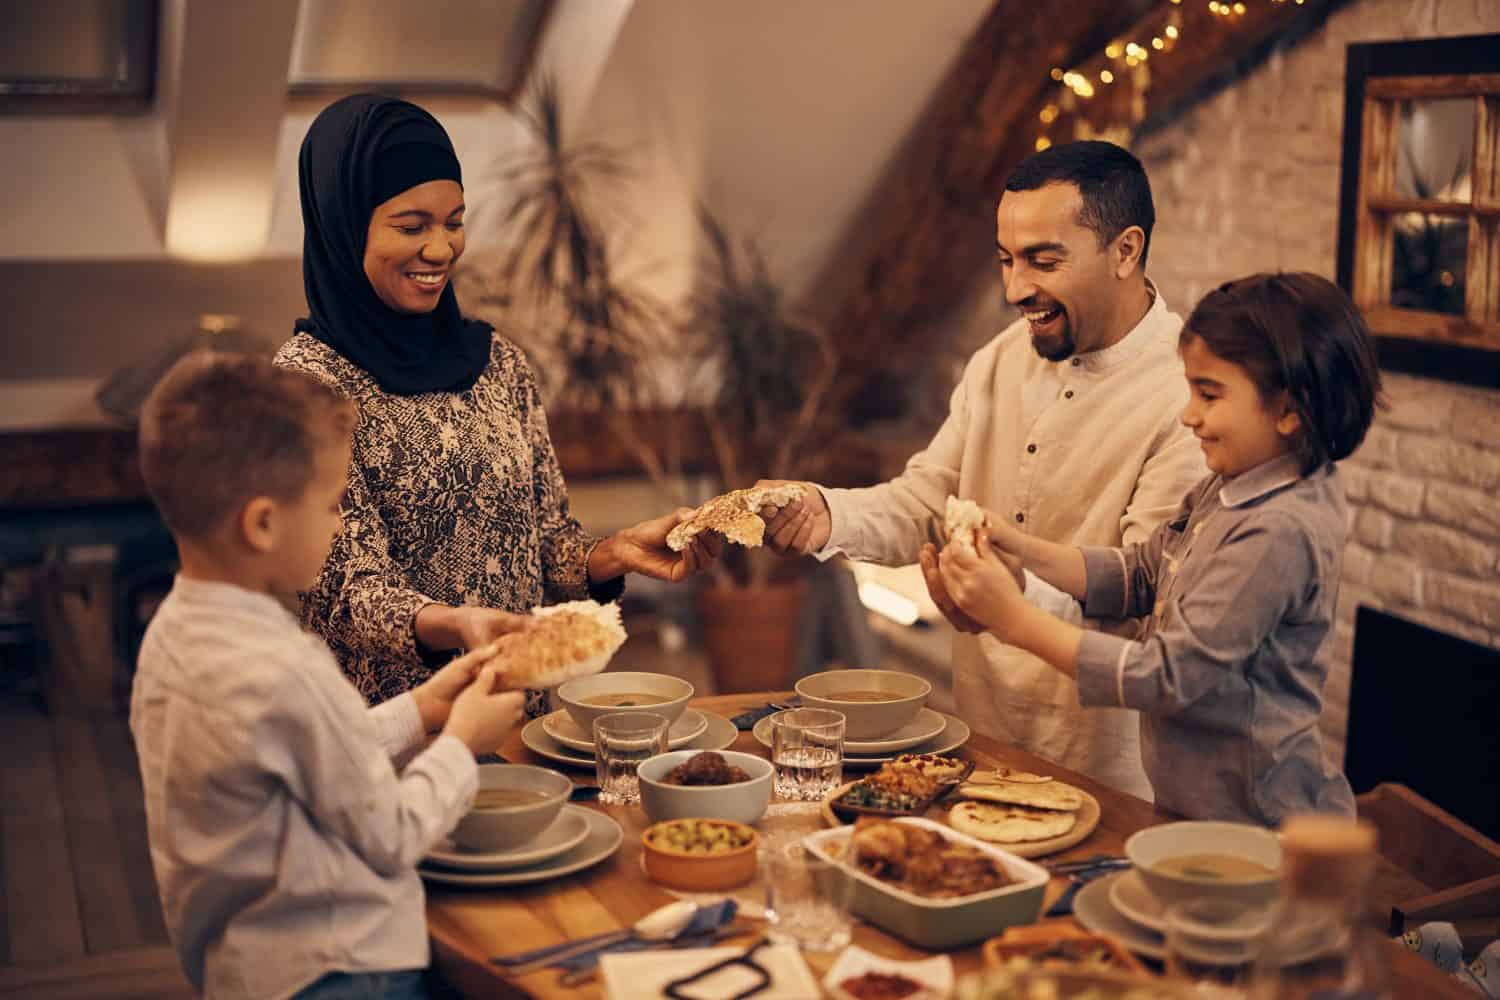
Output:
left=1108, top=867, right=1168, bottom=933
left=541, top=708, right=708, bottom=753
left=418, top=808, right=622, bottom=887
left=522, top=710, right=738, bottom=769
left=1073, top=872, right=1167, bottom=959
left=751, top=710, right=971, bottom=769
left=1077, top=871, right=1339, bottom=963
left=424, top=805, right=591, bottom=872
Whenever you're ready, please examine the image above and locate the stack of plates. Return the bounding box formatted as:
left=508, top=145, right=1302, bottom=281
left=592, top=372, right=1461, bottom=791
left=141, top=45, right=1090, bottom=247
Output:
left=521, top=709, right=739, bottom=769
left=1073, top=870, right=1338, bottom=961
left=418, top=806, right=623, bottom=888
left=751, top=709, right=971, bottom=769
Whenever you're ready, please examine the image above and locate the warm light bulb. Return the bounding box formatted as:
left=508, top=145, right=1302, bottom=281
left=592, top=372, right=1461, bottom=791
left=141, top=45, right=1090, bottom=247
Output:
left=1040, top=104, right=1059, bottom=123
left=1166, top=24, right=1179, bottom=38
left=1051, top=67, right=1064, bottom=81
left=1100, top=69, right=1115, bottom=83
left=1035, top=136, right=1052, bottom=152
left=1234, top=2, right=1246, bottom=12
left=1152, top=37, right=1165, bottom=49
left=1106, top=42, right=1123, bottom=59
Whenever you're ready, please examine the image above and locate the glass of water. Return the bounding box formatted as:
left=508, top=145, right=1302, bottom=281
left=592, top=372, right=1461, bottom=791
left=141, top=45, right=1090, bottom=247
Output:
left=1165, top=897, right=1270, bottom=991
left=592, top=712, right=668, bottom=805
left=764, top=839, right=855, bottom=952
left=770, top=708, right=845, bottom=801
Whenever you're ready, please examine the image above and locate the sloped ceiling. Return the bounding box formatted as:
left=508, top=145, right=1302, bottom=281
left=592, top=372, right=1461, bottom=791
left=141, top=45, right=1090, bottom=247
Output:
left=0, top=0, right=992, bottom=389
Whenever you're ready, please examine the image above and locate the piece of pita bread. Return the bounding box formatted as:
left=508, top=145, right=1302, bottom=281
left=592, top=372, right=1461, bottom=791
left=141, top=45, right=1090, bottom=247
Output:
left=966, top=766, right=1054, bottom=785
left=891, top=753, right=970, bottom=782
left=948, top=800, right=1077, bottom=843
left=956, top=778, right=1084, bottom=812
left=490, top=600, right=627, bottom=689
left=666, top=484, right=806, bottom=552
left=944, top=496, right=985, bottom=556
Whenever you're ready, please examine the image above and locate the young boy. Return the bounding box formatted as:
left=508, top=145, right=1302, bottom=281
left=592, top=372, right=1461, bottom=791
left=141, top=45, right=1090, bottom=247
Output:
left=132, top=352, right=525, bottom=999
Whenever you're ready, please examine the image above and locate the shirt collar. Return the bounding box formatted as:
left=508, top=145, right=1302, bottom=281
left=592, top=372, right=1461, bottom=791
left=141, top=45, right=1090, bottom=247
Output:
left=1218, top=452, right=1306, bottom=508
left=170, top=574, right=300, bottom=625
left=1075, top=278, right=1168, bottom=373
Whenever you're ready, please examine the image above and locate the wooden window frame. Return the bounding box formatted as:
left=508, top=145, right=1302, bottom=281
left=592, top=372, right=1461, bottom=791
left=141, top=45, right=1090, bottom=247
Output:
left=1337, top=34, right=1500, bottom=389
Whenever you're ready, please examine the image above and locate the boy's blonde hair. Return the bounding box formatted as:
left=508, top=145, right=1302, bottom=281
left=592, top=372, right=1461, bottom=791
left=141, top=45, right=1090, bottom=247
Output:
left=139, top=352, right=355, bottom=539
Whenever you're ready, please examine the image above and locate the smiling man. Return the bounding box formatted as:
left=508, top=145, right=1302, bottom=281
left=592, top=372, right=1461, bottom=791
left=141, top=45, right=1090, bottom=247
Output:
left=760, top=141, right=1205, bottom=797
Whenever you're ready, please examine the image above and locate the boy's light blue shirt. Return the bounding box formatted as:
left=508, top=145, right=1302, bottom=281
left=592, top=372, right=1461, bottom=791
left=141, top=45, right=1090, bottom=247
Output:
left=130, top=576, right=477, bottom=999
left=1076, top=452, right=1356, bottom=826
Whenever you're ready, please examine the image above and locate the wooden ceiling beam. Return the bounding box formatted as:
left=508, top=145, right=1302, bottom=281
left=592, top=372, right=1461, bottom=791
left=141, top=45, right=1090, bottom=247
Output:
left=817, top=0, right=1333, bottom=425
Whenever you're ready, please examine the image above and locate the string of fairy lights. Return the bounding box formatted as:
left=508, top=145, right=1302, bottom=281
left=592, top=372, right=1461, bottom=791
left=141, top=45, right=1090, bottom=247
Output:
left=1035, top=0, right=1308, bottom=153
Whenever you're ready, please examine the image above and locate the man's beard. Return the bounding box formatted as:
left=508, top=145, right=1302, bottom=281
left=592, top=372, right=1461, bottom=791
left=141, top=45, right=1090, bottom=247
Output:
left=1030, top=323, right=1076, bottom=361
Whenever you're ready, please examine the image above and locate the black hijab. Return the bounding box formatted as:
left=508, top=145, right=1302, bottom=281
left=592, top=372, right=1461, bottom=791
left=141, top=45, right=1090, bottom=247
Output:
left=296, top=94, right=491, bottom=395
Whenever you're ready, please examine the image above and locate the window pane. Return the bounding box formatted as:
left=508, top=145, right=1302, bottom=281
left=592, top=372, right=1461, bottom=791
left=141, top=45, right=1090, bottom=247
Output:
left=1391, top=212, right=1467, bottom=315
left=1394, top=98, right=1474, bottom=202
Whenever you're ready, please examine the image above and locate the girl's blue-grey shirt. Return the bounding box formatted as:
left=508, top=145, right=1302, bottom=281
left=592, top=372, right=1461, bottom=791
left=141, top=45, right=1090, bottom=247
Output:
left=1075, top=451, right=1356, bottom=826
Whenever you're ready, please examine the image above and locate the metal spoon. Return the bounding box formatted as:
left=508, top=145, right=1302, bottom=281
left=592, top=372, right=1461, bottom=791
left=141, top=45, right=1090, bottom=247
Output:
left=495, top=899, right=699, bottom=975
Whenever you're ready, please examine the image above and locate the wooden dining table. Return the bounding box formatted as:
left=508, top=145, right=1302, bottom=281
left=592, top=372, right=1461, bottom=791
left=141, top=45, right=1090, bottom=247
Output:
left=426, top=692, right=1473, bottom=998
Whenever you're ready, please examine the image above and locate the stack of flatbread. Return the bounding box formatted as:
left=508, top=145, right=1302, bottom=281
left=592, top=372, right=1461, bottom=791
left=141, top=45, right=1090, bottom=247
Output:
left=944, top=496, right=986, bottom=556
left=946, top=767, right=1085, bottom=844
left=490, top=600, right=627, bottom=689
left=666, top=484, right=806, bottom=552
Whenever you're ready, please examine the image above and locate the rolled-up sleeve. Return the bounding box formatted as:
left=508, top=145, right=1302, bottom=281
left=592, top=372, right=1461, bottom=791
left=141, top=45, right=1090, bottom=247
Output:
left=819, top=375, right=967, bottom=567
left=1077, top=513, right=1313, bottom=714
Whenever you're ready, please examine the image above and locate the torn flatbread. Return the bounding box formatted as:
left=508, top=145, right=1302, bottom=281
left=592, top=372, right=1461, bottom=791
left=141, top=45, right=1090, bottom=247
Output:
left=944, top=496, right=985, bottom=556
left=491, top=600, right=627, bottom=689
left=956, top=778, right=1084, bottom=812
left=666, top=484, right=806, bottom=552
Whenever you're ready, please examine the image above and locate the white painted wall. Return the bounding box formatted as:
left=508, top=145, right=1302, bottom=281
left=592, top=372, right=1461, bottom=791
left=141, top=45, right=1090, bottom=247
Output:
left=1, top=0, right=992, bottom=402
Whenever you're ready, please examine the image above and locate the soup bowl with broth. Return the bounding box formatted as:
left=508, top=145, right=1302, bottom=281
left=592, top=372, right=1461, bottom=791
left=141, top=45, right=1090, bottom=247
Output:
left=1126, top=821, right=1282, bottom=908
left=556, top=671, right=694, bottom=733
left=796, top=669, right=932, bottom=739
left=450, top=764, right=572, bottom=852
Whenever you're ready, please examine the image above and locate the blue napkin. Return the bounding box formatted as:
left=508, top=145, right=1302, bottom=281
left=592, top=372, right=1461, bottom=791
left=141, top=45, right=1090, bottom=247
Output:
left=552, top=900, right=740, bottom=973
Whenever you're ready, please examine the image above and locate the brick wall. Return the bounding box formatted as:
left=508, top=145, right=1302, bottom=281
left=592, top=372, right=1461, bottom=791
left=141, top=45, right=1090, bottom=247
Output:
left=1133, top=0, right=1500, bottom=764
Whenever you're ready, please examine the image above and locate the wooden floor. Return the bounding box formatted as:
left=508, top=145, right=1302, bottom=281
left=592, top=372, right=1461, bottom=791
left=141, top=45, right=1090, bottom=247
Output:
left=0, top=565, right=192, bottom=999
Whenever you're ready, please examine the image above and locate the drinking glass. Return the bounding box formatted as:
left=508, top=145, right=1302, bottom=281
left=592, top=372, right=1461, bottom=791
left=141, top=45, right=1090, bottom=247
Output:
left=763, top=839, right=855, bottom=952
left=592, top=712, right=669, bottom=805
left=770, top=708, right=845, bottom=801
left=1165, top=897, right=1270, bottom=992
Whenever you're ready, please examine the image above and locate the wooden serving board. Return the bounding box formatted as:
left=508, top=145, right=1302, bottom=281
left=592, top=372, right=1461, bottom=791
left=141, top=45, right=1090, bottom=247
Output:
left=818, top=781, right=1103, bottom=860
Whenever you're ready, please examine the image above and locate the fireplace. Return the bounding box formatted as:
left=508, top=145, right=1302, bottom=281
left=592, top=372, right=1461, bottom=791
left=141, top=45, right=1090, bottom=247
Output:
left=1345, top=606, right=1500, bottom=841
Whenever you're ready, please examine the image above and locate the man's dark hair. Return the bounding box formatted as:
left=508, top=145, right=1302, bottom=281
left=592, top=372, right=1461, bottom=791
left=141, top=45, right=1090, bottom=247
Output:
left=1003, top=140, right=1155, bottom=270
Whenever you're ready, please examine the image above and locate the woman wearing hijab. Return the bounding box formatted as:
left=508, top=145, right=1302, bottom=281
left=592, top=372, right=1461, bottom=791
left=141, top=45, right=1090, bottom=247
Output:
left=276, top=94, right=716, bottom=710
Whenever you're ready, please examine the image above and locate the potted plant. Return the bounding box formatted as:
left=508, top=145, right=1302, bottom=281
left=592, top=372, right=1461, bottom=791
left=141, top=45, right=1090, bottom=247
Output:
left=684, top=207, right=839, bottom=691
left=468, top=81, right=841, bottom=692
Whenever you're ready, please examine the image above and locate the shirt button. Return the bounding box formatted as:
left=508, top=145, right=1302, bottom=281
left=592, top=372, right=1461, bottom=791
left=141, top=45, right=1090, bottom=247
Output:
left=1015, top=512, right=1025, bottom=524
left=1071, top=358, right=1082, bottom=367
left=1026, top=443, right=1037, bottom=454
left=1064, top=390, right=1074, bottom=399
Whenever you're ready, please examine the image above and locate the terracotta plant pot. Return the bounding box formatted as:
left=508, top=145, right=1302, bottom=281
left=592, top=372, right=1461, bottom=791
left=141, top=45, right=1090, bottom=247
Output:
left=696, top=578, right=807, bottom=694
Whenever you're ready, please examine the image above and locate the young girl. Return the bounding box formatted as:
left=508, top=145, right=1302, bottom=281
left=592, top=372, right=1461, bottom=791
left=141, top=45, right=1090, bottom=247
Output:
left=940, top=272, right=1382, bottom=826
